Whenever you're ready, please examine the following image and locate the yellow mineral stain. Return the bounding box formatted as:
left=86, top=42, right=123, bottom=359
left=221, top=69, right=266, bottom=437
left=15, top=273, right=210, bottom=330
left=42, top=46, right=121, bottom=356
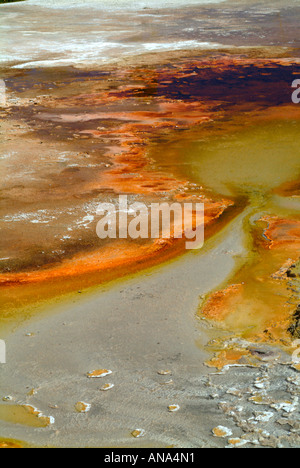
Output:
left=212, top=426, right=232, bottom=438
left=227, top=438, right=248, bottom=447
left=292, top=363, right=300, bottom=372
left=0, top=404, right=54, bottom=428
left=228, top=438, right=242, bottom=445
left=206, top=349, right=253, bottom=371
left=0, top=438, right=25, bottom=449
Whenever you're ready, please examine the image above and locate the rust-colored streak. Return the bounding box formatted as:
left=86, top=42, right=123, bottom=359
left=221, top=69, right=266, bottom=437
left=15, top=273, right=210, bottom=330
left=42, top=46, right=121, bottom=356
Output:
left=0, top=200, right=228, bottom=285
left=202, top=284, right=244, bottom=322
left=261, top=216, right=300, bottom=250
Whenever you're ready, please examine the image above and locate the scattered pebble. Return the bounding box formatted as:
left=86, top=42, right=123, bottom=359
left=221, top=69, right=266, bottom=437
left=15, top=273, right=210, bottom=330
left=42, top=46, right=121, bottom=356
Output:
left=254, top=376, right=269, bottom=389
left=253, top=411, right=274, bottom=422
left=287, top=376, right=300, bottom=386
left=2, top=396, right=13, bottom=402
left=212, top=426, right=233, bottom=438
left=131, top=429, right=145, bottom=438
left=160, top=379, right=174, bottom=386
left=226, top=388, right=242, bottom=397
left=168, top=404, right=180, bottom=413
left=100, top=383, right=114, bottom=391
left=87, top=369, right=112, bottom=378
left=75, top=402, right=91, bottom=413
left=227, top=438, right=250, bottom=448
left=248, top=392, right=273, bottom=405
left=157, top=370, right=172, bottom=375
left=271, top=398, right=298, bottom=414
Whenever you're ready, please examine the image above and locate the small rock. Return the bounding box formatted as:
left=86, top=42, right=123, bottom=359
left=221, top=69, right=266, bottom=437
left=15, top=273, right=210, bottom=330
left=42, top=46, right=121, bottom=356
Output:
left=2, top=396, right=13, bottom=402
left=254, top=411, right=274, bottom=422
left=131, top=429, right=145, bottom=438
left=271, top=398, right=298, bottom=414
left=75, top=402, right=91, bottom=413
left=160, top=379, right=174, bottom=386
left=212, top=426, right=233, bottom=438
left=168, top=404, right=180, bottom=413
left=227, top=438, right=249, bottom=448
left=87, top=369, right=112, bottom=378
left=100, top=383, right=114, bottom=391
